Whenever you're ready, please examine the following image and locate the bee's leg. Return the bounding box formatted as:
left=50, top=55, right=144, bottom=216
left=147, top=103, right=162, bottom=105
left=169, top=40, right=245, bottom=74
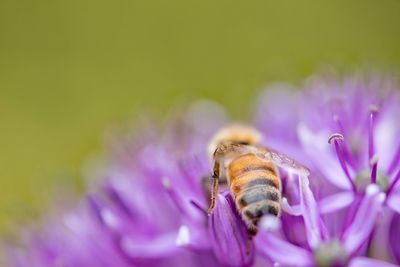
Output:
left=207, top=160, right=220, bottom=216
left=201, top=175, right=227, bottom=200
left=201, top=175, right=227, bottom=209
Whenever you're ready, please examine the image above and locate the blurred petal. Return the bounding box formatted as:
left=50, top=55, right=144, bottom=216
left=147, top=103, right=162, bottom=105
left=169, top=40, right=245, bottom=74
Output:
left=349, top=257, right=398, bottom=267
left=389, top=213, right=400, bottom=264
left=319, top=192, right=354, bottom=214
left=387, top=193, right=400, bottom=214
left=375, top=110, right=400, bottom=172
left=368, top=209, right=395, bottom=263
left=176, top=224, right=211, bottom=252
left=209, top=193, right=254, bottom=267
left=120, top=233, right=180, bottom=260
left=281, top=197, right=302, bottom=216
left=254, top=85, right=301, bottom=143
left=256, top=231, right=313, bottom=266
left=342, top=184, right=385, bottom=254
left=299, top=175, right=328, bottom=248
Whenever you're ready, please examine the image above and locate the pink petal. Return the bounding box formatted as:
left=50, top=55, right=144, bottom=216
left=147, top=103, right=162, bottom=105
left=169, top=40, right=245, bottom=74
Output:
left=319, top=192, right=354, bottom=214
left=256, top=231, right=313, bottom=266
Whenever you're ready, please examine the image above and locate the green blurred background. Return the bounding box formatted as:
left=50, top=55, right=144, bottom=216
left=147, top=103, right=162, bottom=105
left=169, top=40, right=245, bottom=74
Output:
left=1, top=0, right=400, bottom=234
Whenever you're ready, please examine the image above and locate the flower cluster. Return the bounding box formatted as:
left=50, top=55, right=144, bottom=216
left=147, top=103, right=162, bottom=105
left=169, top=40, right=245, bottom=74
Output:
left=254, top=74, right=400, bottom=266
left=6, top=74, right=400, bottom=267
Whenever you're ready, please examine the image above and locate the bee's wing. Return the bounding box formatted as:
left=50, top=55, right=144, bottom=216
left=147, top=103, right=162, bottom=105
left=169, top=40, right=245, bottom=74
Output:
left=255, top=145, right=310, bottom=177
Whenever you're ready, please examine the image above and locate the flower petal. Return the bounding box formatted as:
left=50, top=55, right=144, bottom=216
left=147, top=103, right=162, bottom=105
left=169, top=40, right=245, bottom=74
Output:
left=120, top=232, right=180, bottom=260
left=368, top=208, right=395, bottom=263
left=375, top=111, right=400, bottom=172
left=299, top=175, right=329, bottom=248
left=349, top=257, right=398, bottom=267
left=176, top=224, right=211, bottom=252
left=342, top=184, right=385, bottom=254
left=319, top=192, right=355, bottom=214
left=389, top=213, right=400, bottom=264
left=281, top=197, right=302, bottom=216
left=209, top=193, right=254, bottom=267
left=256, top=231, right=313, bottom=266
left=387, top=193, right=400, bottom=214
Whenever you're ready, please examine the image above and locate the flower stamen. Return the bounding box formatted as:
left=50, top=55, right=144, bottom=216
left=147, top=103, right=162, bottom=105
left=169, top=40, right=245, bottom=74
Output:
left=328, top=133, right=356, bottom=191
left=162, top=177, right=189, bottom=216
left=189, top=200, right=208, bottom=216
left=368, top=105, right=379, bottom=162
left=333, top=115, right=357, bottom=169
left=369, top=154, right=379, bottom=184
left=104, top=181, right=135, bottom=217
left=87, top=195, right=106, bottom=226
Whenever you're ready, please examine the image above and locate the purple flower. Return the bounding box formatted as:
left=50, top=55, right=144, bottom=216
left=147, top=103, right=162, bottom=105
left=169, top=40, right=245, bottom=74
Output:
left=254, top=73, right=400, bottom=265
left=5, top=73, right=400, bottom=267
left=256, top=175, right=388, bottom=266
left=7, top=101, right=231, bottom=267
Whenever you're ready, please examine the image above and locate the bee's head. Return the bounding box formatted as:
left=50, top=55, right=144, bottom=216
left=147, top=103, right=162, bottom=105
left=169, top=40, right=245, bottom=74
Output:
left=208, top=124, right=262, bottom=158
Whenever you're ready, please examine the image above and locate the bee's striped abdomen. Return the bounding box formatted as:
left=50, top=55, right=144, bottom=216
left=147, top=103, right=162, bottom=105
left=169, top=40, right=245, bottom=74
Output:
left=228, top=154, right=281, bottom=230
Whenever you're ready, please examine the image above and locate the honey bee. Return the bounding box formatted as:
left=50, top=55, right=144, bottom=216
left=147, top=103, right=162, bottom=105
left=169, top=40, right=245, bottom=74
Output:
left=207, top=125, right=310, bottom=236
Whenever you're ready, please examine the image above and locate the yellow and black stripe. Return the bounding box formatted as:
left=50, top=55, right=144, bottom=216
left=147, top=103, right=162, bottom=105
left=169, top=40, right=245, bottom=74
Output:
left=228, top=153, right=281, bottom=225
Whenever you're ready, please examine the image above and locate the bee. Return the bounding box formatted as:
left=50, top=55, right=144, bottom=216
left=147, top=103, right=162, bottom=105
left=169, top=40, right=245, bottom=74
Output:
left=207, top=125, right=310, bottom=236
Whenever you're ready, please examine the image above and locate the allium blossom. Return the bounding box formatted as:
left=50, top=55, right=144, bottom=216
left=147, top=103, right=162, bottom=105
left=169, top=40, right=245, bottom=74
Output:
left=254, top=74, right=400, bottom=266
left=6, top=73, right=400, bottom=267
